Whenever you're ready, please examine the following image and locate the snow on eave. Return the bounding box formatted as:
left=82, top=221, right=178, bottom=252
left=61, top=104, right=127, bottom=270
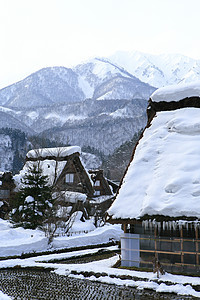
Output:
left=26, top=146, right=81, bottom=159
left=150, top=81, right=200, bottom=103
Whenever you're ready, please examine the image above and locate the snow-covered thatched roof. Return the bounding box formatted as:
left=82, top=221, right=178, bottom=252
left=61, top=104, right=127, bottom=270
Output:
left=15, top=146, right=81, bottom=188
left=64, top=191, right=87, bottom=203
left=151, top=81, right=200, bottom=103
left=108, top=83, right=200, bottom=221
left=26, top=146, right=81, bottom=159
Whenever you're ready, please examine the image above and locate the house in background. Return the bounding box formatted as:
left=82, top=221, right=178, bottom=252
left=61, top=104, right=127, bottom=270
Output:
left=107, top=81, right=200, bottom=275
left=0, top=172, right=13, bottom=200
left=0, top=172, right=15, bottom=219
left=15, top=146, right=114, bottom=219
left=23, top=146, right=94, bottom=197
left=88, top=169, right=113, bottom=197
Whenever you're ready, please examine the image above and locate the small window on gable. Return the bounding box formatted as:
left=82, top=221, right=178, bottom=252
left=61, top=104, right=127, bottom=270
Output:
left=94, top=190, right=101, bottom=196
left=94, top=180, right=100, bottom=187
left=0, top=181, right=2, bottom=186
left=0, top=190, right=10, bottom=199
left=65, top=173, right=74, bottom=183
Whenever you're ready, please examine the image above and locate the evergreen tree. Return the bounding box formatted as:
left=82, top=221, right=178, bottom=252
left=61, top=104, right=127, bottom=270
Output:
left=11, top=164, right=54, bottom=229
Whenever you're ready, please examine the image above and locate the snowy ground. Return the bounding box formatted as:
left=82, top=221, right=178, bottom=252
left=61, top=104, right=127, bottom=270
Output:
left=0, top=291, right=11, bottom=300
left=0, top=218, right=200, bottom=299
left=0, top=217, right=120, bottom=257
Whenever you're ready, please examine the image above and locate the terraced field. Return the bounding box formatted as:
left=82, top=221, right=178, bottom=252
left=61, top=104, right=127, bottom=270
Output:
left=0, top=269, right=193, bottom=300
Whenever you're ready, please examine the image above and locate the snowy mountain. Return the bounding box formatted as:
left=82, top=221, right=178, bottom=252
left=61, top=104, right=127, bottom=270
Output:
left=0, top=59, right=155, bottom=108
left=5, top=99, right=146, bottom=155
left=1, top=51, right=199, bottom=109
left=1, top=50, right=199, bottom=159
left=0, top=109, right=34, bottom=135
left=74, top=58, right=155, bottom=100
left=0, top=58, right=152, bottom=156
left=0, top=127, right=102, bottom=174
left=0, top=99, right=147, bottom=156
left=0, top=128, right=29, bottom=173
left=109, top=51, right=200, bottom=88
left=0, top=67, right=85, bottom=108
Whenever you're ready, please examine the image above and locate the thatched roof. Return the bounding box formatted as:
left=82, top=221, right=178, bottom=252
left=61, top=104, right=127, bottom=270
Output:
left=15, top=146, right=82, bottom=187
left=107, top=82, right=200, bottom=222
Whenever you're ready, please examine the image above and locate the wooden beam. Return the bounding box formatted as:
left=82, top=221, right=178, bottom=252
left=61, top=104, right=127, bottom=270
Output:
left=121, top=235, right=200, bottom=243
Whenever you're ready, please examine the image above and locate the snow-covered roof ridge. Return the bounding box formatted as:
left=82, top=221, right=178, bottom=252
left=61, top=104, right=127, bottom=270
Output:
left=26, top=146, right=81, bottom=159
left=150, top=80, right=200, bottom=103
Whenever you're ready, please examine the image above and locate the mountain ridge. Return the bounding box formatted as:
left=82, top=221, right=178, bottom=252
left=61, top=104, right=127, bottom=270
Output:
left=0, top=56, right=156, bottom=108
left=108, top=50, right=200, bottom=87
left=0, top=50, right=199, bottom=159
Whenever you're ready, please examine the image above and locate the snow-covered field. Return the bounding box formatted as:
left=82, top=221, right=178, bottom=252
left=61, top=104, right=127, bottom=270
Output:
left=0, top=291, right=11, bottom=300
left=0, top=218, right=200, bottom=299
left=0, top=218, right=120, bottom=257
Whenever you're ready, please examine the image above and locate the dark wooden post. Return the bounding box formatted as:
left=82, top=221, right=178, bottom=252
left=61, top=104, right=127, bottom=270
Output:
left=124, top=223, right=127, bottom=233
left=154, top=225, right=158, bottom=260
left=180, top=225, right=184, bottom=265
left=195, top=226, right=199, bottom=265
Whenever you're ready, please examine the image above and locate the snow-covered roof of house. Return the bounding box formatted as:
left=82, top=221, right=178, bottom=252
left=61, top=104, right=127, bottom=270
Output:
left=26, top=146, right=81, bottom=159
left=64, top=191, right=87, bottom=203
left=151, top=81, right=200, bottom=103
left=108, top=106, right=200, bottom=220
left=15, top=146, right=81, bottom=188
left=53, top=191, right=87, bottom=203
left=14, top=159, right=66, bottom=187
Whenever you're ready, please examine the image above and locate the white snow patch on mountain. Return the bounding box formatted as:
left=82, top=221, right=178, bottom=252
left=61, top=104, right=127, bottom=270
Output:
left=96, top=91, right=113, bottom=100
left=78, top=75, right=94, bottom=98
left=0, top=106, right=13, bottom=113
left=110, top=107, right=133, bottom=118
left=92, top=59, right=118, bottom=79
left=27, top=111, right=39, bottom=120
left=44, top=113, right=87, bottom=123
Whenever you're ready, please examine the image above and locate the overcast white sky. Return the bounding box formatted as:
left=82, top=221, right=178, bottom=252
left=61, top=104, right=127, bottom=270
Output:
left=0, top=0, right=200, bottom=88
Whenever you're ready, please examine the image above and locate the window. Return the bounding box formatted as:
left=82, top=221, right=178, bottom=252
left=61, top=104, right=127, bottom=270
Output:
left=94, top=190, right=100, bottom=196
left=94, top=180, right=100, bottom=186
left=65, top=173, right=74, bottom=183
left=0, top=190, right=10, bottom=199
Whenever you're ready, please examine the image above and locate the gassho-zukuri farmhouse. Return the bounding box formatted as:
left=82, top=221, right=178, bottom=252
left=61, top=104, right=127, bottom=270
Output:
left=107, top=81, right=200, bottom=275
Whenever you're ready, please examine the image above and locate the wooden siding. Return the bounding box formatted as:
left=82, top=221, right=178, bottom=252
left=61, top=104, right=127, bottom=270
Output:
left=55, top=154, right=94, bottom=197
left=121, top=221, right=200, bottom=275
left=89, top=170, right=112, bottom=197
